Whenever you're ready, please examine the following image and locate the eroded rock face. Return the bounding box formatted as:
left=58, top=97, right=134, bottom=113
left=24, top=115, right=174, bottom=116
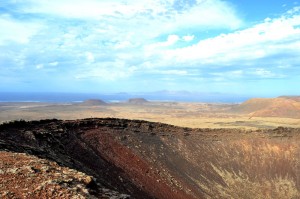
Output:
left=1, top=118, right=300, bottom=198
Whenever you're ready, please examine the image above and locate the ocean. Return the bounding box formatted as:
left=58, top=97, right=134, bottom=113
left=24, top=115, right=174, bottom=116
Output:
left=0, top=92, right=250, bottom=103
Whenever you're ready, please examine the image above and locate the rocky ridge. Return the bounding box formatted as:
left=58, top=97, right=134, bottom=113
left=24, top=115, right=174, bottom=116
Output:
left=0, top=151, right=128, bottom=199
left=1, top=118, right=300, bottom=198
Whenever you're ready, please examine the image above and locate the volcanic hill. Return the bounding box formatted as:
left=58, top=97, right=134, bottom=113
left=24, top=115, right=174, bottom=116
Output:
left=80, top=99, right=107, bottom=106
left=1, top=118, right=300, bottom=198
left=279, top=95, right=300, bottom=102
left=231, top=97, right=300, bottom=118
left=127, top=98, right=149, bottom=104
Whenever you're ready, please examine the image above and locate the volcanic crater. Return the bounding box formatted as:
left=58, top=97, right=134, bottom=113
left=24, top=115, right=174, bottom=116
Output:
left=1, top=118, right=300, bottom=198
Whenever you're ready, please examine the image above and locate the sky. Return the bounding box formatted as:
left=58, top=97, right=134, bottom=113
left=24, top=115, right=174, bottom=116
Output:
left=0, top=0, right=300, bottom=97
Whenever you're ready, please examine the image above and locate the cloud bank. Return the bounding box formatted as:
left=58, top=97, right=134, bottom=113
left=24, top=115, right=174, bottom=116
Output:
left=0, top=0, right=299, bottom=95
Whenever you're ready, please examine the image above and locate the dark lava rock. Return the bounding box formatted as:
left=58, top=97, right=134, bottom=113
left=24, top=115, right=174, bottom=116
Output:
left=1, top=118, right=300, bottom=199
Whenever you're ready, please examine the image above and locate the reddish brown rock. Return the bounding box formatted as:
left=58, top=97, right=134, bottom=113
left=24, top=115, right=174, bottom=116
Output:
left=1, top=118, right=300, bottom=198
left=231, top=97, right=300, bottom=118
left=0, top=151, right=128, bottom=199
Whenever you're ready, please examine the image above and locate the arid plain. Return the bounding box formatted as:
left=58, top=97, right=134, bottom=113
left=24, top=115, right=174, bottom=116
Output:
left=1, top=97, right=300, bottom=129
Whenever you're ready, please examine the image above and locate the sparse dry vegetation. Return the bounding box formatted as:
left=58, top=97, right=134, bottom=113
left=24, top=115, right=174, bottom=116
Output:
left=2, top=118, right=300, bottom=198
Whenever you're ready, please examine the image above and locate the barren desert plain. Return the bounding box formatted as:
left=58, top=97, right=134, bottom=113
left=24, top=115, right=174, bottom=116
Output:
left=1, top=97, right=300, bottom=129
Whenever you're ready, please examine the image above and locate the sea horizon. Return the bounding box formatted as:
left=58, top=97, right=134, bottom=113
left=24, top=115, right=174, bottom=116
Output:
left=0, top=91, right=251, bottom=103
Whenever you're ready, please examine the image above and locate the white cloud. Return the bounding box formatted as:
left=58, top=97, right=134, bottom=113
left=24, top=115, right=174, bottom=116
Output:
left=85, top=52, right=95, bottom=63
left=2, top=0, right=300, bottom=94
left=21, top=0, right=242, bottom=33
left=2, top=0, right=243, bottom=81
left=114, top=41, right=132, bottom=49
left=253, top=68, right=276, bottom=78
left=277, top=64, right=291, bottom=69
left=24, top=0, right=142, bottom=19
left=182, top=35, right=195, bottom=42
left=0, top=16, right=41, bottom=45
left=210, top=68, right=286, bottom=80
left=36, top=64, right=44, bottom=69
left=49, top=62, right=58, bottom=66
left=164, top=8, right=300, bottom=65
left=211, top=70, right=244, bottom=79
left=6, top=0, right=290, bottom=86
left=74, top=60, right=135, bottom=80
left=172, top=0, right=242, bottom=30
left=167, top=35, right=180, bottom=45
left=145, top=34, right=180, bottom=52
left=157, top=70, right=188, bottom=75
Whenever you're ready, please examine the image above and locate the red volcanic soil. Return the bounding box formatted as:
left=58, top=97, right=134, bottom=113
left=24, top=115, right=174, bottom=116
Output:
left=0, top=151, right=107, bottom=199
left=232, top=97, right=300, bottom=118
left=279, top=95, right=300, bottom=102
left=1, top=118, right=300, bottom=198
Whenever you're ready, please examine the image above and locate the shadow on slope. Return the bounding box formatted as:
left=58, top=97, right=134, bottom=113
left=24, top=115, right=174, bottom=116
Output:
left=1, top=119, right=300, bottom=198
